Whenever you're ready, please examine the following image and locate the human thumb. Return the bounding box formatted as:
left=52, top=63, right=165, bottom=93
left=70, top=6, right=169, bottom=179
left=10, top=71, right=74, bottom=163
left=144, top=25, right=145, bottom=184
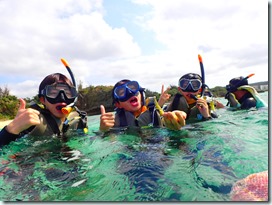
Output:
left=18, top=98, right=26, bottom=111
left=100, top=105, right=106, bottom=115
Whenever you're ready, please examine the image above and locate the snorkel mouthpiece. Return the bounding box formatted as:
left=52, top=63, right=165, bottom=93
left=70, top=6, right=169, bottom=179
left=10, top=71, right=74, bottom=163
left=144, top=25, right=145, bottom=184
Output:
left=189, top=94, right=198, bottom=100
left=61, top=106, right=73, bottom=115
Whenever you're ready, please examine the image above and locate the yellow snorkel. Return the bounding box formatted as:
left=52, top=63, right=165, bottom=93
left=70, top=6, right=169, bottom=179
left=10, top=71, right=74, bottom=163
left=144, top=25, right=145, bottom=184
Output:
left=153, top=96, right=179, bottom=121
left=153, top=97, right=164, bottom=116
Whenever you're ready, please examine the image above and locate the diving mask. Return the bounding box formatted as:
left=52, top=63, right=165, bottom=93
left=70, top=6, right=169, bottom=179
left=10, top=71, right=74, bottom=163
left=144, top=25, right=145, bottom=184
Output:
left=179, top=78, right=202, bottom=92
left=226, top=84, right=232, bottom=92
left=226, top=76, right=248, bottom=92
left=41, top=83, right=77, bottom=104
left=114, top=81, right=140, bottom=102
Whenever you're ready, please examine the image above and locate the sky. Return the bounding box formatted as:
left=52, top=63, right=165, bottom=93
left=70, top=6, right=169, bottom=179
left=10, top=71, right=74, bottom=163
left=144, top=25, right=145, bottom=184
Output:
left=0, top=0, right=268, bottom=98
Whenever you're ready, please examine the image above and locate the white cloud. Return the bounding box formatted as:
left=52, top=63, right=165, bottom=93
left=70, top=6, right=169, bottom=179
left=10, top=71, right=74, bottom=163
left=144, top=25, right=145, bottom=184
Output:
left=8, top=80, right=40, bottom=98
left=130, top=0, right=268, bottom=90
left=0, top=0, right=268, bottom=98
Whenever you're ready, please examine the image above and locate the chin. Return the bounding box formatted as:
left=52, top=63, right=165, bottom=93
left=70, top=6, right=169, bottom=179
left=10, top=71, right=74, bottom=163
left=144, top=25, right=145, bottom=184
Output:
left=53, top=112, right=67, bottom=119
left=132, top=105, right=142, bottom=112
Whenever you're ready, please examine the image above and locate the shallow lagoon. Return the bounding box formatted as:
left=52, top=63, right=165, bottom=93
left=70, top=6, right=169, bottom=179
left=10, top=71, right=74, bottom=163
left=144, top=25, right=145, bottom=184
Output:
left=0, top=92, right=268, bottom=201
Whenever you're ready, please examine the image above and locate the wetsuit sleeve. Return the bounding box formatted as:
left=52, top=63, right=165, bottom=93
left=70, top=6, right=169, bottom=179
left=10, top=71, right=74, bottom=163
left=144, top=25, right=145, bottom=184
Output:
left=210, top=112, right=218, bottom=118
left=0, top=126, right=20, bottom=147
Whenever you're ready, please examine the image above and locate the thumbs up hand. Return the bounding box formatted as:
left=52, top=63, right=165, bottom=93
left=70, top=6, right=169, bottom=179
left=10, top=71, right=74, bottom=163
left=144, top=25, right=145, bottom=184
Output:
left=99, top=105, right=115, bottom=132
left=163, top=110, right=187, bottom=130
left=6, top=98, right=41, bottom=135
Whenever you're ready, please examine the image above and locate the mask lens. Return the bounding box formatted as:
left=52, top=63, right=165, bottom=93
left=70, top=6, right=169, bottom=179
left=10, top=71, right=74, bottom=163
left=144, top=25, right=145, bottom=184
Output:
left=46, top=84, right=77, bottom=99
left=114, top=86, right=126, bottom=99
left=46, top=85, right=59, bottom=98
left=114, top=81, right=140, bottom=102
left=190, top=79, right=202, bottom=90
left=179, top=79, right=190, bottom=90
left=42, top=83, right=77, bottom=104
left=179, top=79, right=202, bottom=92
left=66, top=86, right=77, bottom=99
left=127, top=81, right=139, bottom=92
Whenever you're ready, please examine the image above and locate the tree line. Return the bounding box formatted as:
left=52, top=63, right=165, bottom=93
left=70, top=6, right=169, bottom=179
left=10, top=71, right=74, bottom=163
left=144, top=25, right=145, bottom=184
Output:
left=0, top=84, right=227, bottom=120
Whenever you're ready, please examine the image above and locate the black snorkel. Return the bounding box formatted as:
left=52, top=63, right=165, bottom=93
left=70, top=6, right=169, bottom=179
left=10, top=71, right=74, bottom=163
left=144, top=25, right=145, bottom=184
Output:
left=198, top=54, right=206, bottom=97
left=61, top=58, right=77, bottom=88
left=60, top=58, right=88, bottom=133
left=60, top=58, right=78, bottom=115
left=227, top=73, right=255, bottom=93
left=189, top=54, right=206, bottom=100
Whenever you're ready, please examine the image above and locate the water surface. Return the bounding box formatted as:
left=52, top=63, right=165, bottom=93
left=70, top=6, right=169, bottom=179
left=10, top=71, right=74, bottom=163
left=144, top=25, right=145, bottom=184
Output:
left=0, top=92, right=268, bottom=201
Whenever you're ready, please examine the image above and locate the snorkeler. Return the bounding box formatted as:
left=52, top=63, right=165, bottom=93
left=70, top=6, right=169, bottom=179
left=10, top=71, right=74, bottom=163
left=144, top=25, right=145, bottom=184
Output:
left=225, top=75, right=267, bottom=109
left=99, top=79, right=187, bottom=131
left=0, top=72, right=88, bottom=147
left=164, top=73, right=218, bottom=122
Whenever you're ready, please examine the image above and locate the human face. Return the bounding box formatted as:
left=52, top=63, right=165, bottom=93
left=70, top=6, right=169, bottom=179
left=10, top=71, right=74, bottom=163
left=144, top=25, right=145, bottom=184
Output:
left=40, top=96, right=68, bottom=120
left=113, top=81, right=140, bottom=102
left=115, top=92, right=142, bottom=112
left=178, top=87, right=201, bottom=104
left=233, top=89, right=248, bottom=100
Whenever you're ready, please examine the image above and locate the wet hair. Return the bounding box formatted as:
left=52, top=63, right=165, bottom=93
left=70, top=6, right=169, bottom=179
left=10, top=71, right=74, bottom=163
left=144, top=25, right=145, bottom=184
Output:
left=229, top=76, right=248, bottom=87
left=179, top=73, right=202, bottom=82
left=38, top=73, right=73, bottom=97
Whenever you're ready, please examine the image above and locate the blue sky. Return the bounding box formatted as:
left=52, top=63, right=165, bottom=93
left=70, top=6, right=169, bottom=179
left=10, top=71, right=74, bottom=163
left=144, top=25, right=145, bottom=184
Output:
left=0, top=0, right=268, bottom=98
left=103, top=0, right=165, bottom=55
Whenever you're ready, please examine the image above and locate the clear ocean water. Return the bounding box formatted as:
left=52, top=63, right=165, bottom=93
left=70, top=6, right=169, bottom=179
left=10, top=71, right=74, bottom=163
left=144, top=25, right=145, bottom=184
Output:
left=0, top=92, right=268, bottom=201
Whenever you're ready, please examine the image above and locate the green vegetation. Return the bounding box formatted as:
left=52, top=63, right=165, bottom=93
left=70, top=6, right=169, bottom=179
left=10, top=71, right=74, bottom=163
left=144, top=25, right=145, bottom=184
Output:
left=209, top=86, right=228, bottom=97
left=76, top=83, right=160, bottom=115
left=76, top=85, right=115, bottom=115
left=0, top=87, right=19, bottom=120
left=168, top=85, right=227, bottom=98
left=0, top=84, right=228, bottom=120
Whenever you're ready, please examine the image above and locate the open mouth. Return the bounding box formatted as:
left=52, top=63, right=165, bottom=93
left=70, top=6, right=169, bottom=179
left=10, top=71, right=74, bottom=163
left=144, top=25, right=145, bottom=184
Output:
left=129, top=96, right=139, bottom=106
left=56, top=103, right=67, bottom=111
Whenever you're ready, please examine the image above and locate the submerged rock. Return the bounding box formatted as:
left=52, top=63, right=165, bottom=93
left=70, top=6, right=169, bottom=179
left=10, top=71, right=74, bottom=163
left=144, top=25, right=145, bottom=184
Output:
left=230, top=170, right=268, bottom=201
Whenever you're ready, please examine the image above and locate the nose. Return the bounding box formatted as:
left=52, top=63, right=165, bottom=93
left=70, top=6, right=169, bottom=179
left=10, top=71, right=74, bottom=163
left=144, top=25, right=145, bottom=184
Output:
left=186, top=84, right=195, bottom=92
left=59, top=92, right=66, bottom=102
